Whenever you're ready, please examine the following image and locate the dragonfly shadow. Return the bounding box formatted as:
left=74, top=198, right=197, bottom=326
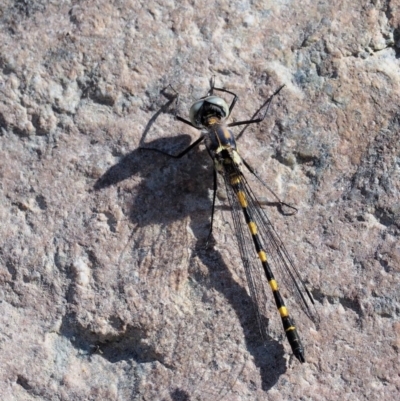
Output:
left=93, top=95, right=288, bottom=393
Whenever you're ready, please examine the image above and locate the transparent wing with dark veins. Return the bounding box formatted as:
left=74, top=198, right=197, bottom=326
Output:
left=221, top=159, right=320, bottom=332
left=221, top=170, right=271, bottom=340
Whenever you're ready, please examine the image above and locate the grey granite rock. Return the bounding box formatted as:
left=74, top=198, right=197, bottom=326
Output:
left=0, top=0, right=399, bottom=400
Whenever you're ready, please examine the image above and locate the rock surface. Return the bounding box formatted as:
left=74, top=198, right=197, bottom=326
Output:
left=1, top=0, right=399, bottom=400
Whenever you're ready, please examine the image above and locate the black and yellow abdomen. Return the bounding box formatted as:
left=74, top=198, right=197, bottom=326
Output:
left=229, top=171, right=306, bottom=362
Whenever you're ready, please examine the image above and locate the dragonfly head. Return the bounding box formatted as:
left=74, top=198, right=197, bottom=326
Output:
left=189, top=96, right=229, bottom=128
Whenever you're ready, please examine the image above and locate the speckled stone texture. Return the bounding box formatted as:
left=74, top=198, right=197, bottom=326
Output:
left=1, top=0, right=399, bottom=400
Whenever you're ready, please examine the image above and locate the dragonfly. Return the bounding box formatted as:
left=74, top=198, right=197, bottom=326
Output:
left=141, top=77, right=319, bottom=363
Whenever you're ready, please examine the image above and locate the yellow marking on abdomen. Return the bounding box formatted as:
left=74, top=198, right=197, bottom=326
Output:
left=285, top=326, right=296, bottom=332
left=248, top=222, right=257, bottom=235
left=258, top=251, right=267, bottom=262
left=237, top=191, right=247, bottom=207
left=230, top=175, right=241, bottom=186
left=269, top=279, right=278, bottom=292
left=279, top=306, right=289, bottom=317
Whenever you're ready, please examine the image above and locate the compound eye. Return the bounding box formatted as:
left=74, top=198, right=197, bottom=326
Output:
left=189, top=96, right=230, bottom=128
left=189, top=99, right=205, bottom=128
left=204, top=96, right=229, bottom=118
